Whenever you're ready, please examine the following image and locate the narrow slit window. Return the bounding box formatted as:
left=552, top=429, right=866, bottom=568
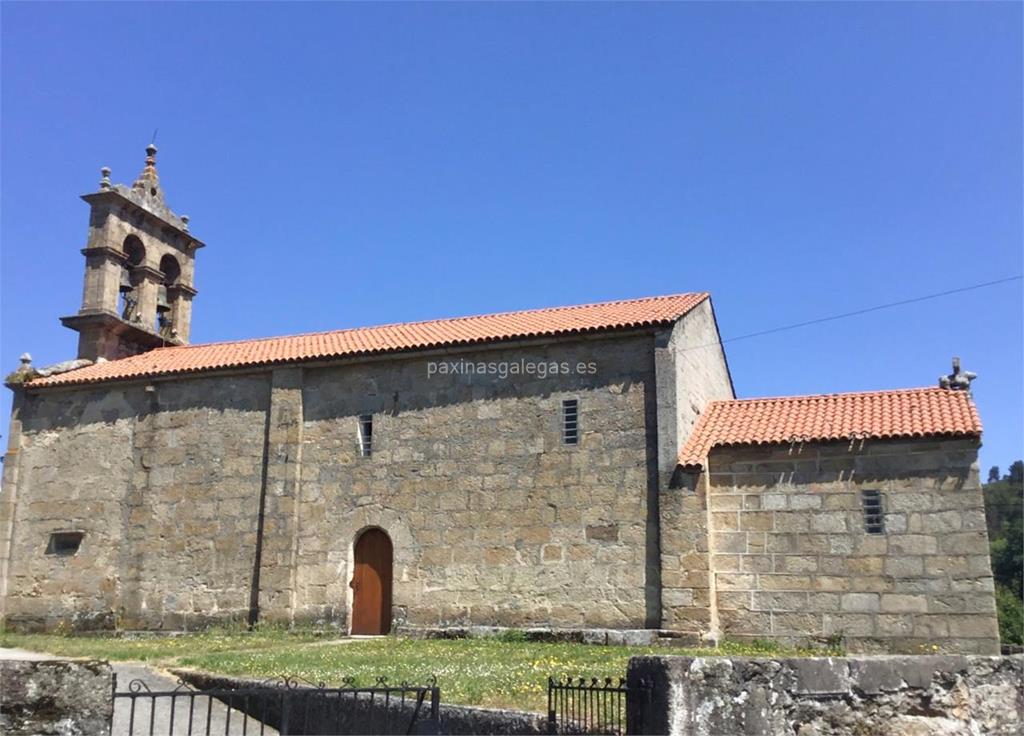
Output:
left=562, top=398, right=579, bottom=445
left=358, top=414, right=373, bottom=457
left=861, top=490, right=885, bottom=534
left=46, top=531, right=83, bottom=556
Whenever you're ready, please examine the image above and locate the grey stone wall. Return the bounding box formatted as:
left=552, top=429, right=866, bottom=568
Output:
left=1, top=384, right=138, bottom=630
left=651, top=302, right=733, bottom=642
left=627, top=654, right=1023, bottom=736
left=654, top=299, right=733, bottom=640
left=289, top=333, right=659, bottom=629
left=658, top=471, right=714, bottom=642
left=704, top=437, right=999, bottom=654
left=1, top=375, right=270, bottom=631
left=120, top=375, right=270, bottom=629
left=2, top=327, right=684, bottom=632
left=655, top=298, right=734, bottom=477
left=0, top=659, right=114, bottom=736
left=667, top=298, right=734, bottom=468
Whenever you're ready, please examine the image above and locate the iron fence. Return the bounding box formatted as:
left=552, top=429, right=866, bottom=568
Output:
left=111, top=675, right=440, bottom=736
left=547, top=676, right=649, bottom=735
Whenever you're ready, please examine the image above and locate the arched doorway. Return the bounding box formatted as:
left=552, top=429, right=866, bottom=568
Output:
left=350, top=528, right=393, bottom=635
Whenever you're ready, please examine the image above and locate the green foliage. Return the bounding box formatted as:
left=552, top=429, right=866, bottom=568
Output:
left=0, top=629, right=323, bottom=663
left=1009, top=461, right=1024, bottom=485
left=714, top=637, right=842, bottom=657
left=495, top=629, right=529, bottom=643
left=995, top=585, right=1024, bottom=646
left=0, top=632, right=838, bottom=712
left=983, top=460, right=1023, bottom=600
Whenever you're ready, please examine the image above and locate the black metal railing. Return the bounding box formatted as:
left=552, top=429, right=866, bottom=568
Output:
left=547, top=676, right=649, bottom=735
left=111, top=675, right=440, bottom=735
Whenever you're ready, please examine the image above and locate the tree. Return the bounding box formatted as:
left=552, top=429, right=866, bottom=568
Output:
left=984, top=460, right=1024, bottom=645
left=996, top=585, right=1024, bottom=645
left=1009, top=461, right=1023, bottom=485
left=989, top=466, right=1001, bottom=483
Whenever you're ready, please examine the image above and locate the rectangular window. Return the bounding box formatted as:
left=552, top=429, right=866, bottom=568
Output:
left=358, top=414, right=373, bottom=457
left=562, top=398, right=579, bottom=445
left=46, top=531, right=83, bottom=556
left=861, top=490, right=885, bottom=534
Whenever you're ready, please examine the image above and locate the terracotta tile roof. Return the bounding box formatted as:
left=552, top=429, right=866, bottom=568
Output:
left=678, top=387, right=982, bottom=469
left=29, top=293, right=709, bottom=388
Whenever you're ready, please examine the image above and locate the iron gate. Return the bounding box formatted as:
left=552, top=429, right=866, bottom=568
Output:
left=547, top=676, right=650, bottom=735
left=111, top=675, right=441, bottom=735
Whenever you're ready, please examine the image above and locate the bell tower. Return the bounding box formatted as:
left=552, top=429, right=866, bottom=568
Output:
left=61, top=145, right=204, bottom=362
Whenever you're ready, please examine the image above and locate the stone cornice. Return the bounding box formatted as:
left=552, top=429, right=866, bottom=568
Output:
left=130, top=265, right=165, bottom=283
left=80, top=246, right=128, bottom=263
left=59, top=310, right=184, bottom=349
left=81, top=189, right=206, bottom=249
left=168, top=283, right=198, bottom=298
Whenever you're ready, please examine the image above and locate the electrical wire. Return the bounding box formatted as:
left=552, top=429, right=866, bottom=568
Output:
left=683, top=274, right=1023, bottom=353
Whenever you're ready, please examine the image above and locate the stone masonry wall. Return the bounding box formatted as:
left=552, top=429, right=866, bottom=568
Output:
left=655, top=299, right=734, bottom=642
left=1, top=375, right=270, bottom=631
left=658, top=471, right=714, bottom=642
left=289, top=333, right=659, bottom=629
left=627, top=654, right=1023, bottom=736
left=669, top=298, right=733, bottom=461
left=119, top=375, right=269, bottom=629
left=2, top=327, right=684, bottom=632
left=1, top=384, right=138, bottom=630
left=705, top=437, right=999, bottom=654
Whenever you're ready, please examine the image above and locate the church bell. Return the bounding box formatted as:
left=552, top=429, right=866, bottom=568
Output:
left=156, top=285, right=171, bottom=312
left=119, top=269, right=133, bottom=293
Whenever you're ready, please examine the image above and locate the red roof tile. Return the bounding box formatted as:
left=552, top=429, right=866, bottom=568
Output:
left=30, top=293, right=709, bottom=388
left=678, top=387, right=982, bottom=468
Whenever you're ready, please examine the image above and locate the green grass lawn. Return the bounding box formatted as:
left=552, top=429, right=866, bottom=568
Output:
left=0, top=630, right=832, bottom=712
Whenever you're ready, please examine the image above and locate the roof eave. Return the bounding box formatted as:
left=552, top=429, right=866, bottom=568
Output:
left=676, top=430, right=983, bottom=472
left=25, top=320, right=680, bottom=390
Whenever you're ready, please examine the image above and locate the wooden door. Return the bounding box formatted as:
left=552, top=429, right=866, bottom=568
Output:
left=350, top=528, right=393, bottom=635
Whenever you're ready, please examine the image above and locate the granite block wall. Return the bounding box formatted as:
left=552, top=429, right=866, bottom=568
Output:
left=658, top=471, right=714, bottom=641
left=290, top=333, right=659, bottom=629
left=1, top=385, right=140, bottom=630
left=1, top=329, right=677, bottom=632
left=704, top=437, right=999, bottom=653
left=654, top=298, right=734, bottom=641
left=0, top=375, right=270, bottom=631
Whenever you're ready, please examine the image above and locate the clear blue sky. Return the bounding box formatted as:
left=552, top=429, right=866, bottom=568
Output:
left=2, top=2, right=1021, bottom=472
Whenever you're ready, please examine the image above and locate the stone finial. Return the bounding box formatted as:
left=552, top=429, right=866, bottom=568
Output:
left=19, top=353, right=31, bottom=367
left=132, top=143, right=161, bottom=195
left=99, top=167, right=112, bottom=190
left=181, top=215, right=190, bottom=231
left=939, top=357, right=977, bottom=391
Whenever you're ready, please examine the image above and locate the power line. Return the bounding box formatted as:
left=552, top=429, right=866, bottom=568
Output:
left=686, top=275, right=1023, bottom=353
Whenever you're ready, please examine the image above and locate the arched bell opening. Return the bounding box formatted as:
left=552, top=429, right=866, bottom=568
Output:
left=157, top=254, right=181, bottom=337
left=119, top=235, right=146, bottom=321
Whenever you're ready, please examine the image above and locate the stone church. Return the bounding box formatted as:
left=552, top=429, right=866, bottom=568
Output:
left=0, top=147, right=1000, bottom=653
